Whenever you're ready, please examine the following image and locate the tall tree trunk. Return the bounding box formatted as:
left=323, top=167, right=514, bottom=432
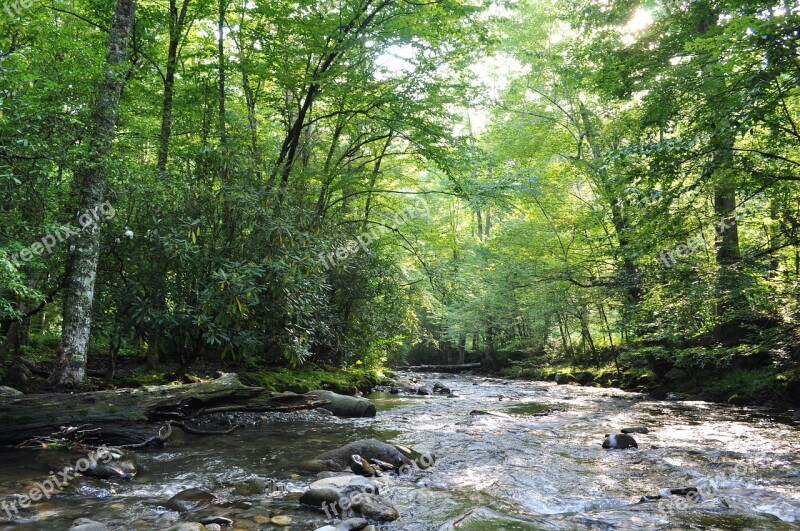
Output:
left=156, top=0, right=191, bottom=178
left=47, top=0, right=137, bottom=389
left=217, top=0, right=227, bottom=149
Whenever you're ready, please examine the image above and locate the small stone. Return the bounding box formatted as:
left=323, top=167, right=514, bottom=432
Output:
left=271, top=515, right=292, bottom=525
left=669, top=487, right=699, bottom=496
left=253, top=515, right=271, bottom=524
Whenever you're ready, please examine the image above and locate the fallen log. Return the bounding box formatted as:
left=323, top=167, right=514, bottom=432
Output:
left=0, top=373, right=326, bottom=446
left=396, top=363, right=482, bottom=373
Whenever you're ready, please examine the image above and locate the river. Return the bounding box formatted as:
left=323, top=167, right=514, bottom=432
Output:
left=1, top=373, right=798, bottom=530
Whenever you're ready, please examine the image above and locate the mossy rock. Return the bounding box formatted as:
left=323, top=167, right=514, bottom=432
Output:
left=555, top=373, right=576, bottom=385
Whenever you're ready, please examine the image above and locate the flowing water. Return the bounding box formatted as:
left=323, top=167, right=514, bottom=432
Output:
left=1, top=373, right=799, bottom=530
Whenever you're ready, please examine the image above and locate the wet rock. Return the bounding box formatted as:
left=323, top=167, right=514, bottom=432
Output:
left=621, top=427, right=649, bottom=434
left=299, top=439, right=411, bottom=473
left=317, top=471, right=353, bottom=479
left=350, top=455, right=379, bottom=477
left=639, top=495, right=662, bottom=502
left=204, top=525, right=221, bottom=531
left=574, top=372, right=594, bottom=385
left=314, top=527, right=338, bottom=531
left=166, top=488, right=216, bottom=513
left=299, top=474, right=379, bottom=506
left=602, top=433, right=638, bottom=449
left=69, top=518, right=108, bottom=531
left=271, top=515, right=292, bottom=525
left=307, top=390, right=376, bottom=418
left=555, top=373, right=576, bottom=385
left=233, top=476, right=266, bottom=496
left=416, top=385, right=432, bottom=396
left=70, top=477, right=114, bottom=498
left=337, top=517, right=369, bottom=530
left=669, top=487, right=699, bottom=496
left=351, top=493, right=399, bottom=521
left=82, top=448, right=138, bottom=480
left=392, top=444, right=435, bottom=469
left=163, top=524, right=208, bottom=531
left=432, top=382, right=451, bottom=394
left=363, top=527, right=377, bottom=531
left=0, top=386, right=23, bottom=397
left=199, top=516, right=233, bottom=526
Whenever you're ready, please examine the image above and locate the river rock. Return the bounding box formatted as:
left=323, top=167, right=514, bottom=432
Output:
left=602, top=433, right=638, bottom=449
left=416, top=385, right=432, bottom=395
left=351, top=493, right=399, bottom=521
left=350, top=455, right=379, bottom=477
left=166, top=488, right=216, bottom=512
left=233, top=475, right=267, bottom=496
left=393, top=444, right=435, bottom=469
left=204, top=525, right=221, bottom=531
left=299, top=439, right=412, bottom=473
left=199, top=516, right=233, bottom=526
left=82, top=449, right=138, bottom=480
left=69, top=518, right=108, bottom=531
left=307, top=390, right=376, bottom=418
left=337, top=517, right=369, bottom=530
left=621, top=427, right=649, bottom=434
left=0, top=386, right=23, bottom=397
left=555, top=373, right=576, bottom=385
left=163, top=524, right=207, bottom=531
left=70, top=477, right=114, bottom=498
left=299, top=474, right=379, bottom=506
left=432, top=382, right=450, bottom=394
left=574, top=372, right=595, bottom=385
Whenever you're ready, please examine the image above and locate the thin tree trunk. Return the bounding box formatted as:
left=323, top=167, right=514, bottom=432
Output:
left=156, top=0, right=191, bottom=178
left=47, top=0, right=137, bottom=389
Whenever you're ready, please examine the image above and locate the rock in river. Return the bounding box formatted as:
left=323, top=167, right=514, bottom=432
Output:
left=82, top=448, right=138, bottom=480
left=69, top=518, right=108, bottom=531
left=306, top=390, right=376, bottom=418
left=299, top=474, right=379, bottom=506
left=299, top=439, right=412, bottom=473
left=166, top=488, right=216, bottom=513
left=602, top=433, right=638, bottom=449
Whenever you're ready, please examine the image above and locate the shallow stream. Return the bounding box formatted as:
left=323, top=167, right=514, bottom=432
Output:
left=1, top=373, right=799, bottom=530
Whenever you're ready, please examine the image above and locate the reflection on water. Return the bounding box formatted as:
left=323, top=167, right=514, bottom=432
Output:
left=1, top=373, right=798, bottom=530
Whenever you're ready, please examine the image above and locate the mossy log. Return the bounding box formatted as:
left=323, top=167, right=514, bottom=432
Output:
left=0, top=373, right=325, bottom=445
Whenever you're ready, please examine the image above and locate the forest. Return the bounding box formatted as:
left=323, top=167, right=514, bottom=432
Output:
left=1, top=0, right=799, bottom=405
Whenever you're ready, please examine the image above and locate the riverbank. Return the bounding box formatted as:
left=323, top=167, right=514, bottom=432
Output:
left=498, top=345, right=799, bottom=407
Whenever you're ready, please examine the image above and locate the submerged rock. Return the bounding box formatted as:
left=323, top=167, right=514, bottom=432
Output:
left=299, top=439, right=412, bottom=473
left=82, top=449, right=138, bottom=480
left=307, top=390, right=376, bottom=418
left=602, top=433, right=638, bottom=449
left=69, top=518, right=108, bottom=531
left=233, top=475, right=267, bottom=496
left=166, top=488, right=216, bottom=513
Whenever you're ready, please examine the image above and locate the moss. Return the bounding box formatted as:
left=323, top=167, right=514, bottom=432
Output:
left=239, top=366, right=383, bottom=395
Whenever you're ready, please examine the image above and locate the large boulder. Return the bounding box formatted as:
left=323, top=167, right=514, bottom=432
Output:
left=299, top=439, right=412, bottom=473
left=299, top=475, right=379, bottom=506
left=307, top=390, right=376, bottom=418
